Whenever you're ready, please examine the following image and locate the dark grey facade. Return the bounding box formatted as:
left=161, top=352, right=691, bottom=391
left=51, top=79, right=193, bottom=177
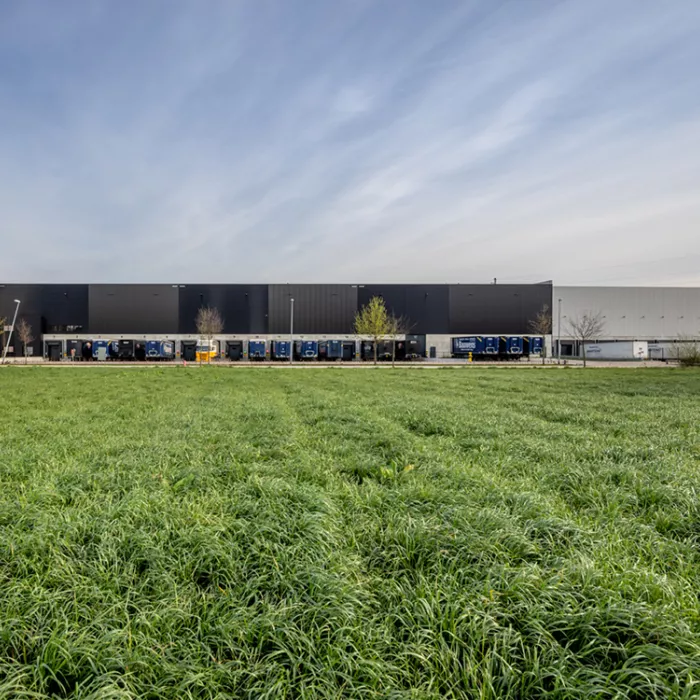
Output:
left=448, top=284, right=551, bottom=334
left=89, top=284, right=180, bottom=335
left=268, top=284, right=358, bottom=335
left=0, top=282, right=553, bottom=355
left=177, top=284, right=268, bottom=335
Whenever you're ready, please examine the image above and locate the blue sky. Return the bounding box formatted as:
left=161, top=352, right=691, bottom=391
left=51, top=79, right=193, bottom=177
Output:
left=1, top=1, right=699, bottom=285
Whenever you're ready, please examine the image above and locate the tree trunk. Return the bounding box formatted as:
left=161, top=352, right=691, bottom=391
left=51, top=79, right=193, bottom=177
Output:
left=391, top=340, right=396, bottom=368
left=541, top=347, right=546, bottom=365
left=582, top=343, right=587, bottom=368
left=373, top=340, right=377, bottom=365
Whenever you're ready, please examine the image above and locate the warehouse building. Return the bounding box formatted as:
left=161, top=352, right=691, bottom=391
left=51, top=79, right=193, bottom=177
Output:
left=0, top=282, right=698, bottom=360
left=554, top=286, right=700, bottom=360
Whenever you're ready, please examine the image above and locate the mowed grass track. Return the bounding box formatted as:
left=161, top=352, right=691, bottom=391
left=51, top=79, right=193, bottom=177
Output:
left=1, top=368, right=700, bottom=699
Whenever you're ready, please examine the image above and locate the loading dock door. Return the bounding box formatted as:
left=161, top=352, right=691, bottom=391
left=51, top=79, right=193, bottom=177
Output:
left=182, top=342, right=196, bottom=362
left=226, top=341, right=243, bottom=361
left=47, top=343, right=61, bottom=361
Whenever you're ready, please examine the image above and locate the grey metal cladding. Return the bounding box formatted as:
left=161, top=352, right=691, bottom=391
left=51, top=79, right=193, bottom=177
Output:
left=89, top=284, right=179, bottom=334
left=0, top=284, right=43, bottom=318
left=0, top=284, right=44, bottom=354
left=405, top=286, right=449, bottom=333
left=41, top=285, right=89, bottom=330
left=448, top=284, right=552, bottom=334
left=357, top=285, right=450, bottom=333
left=269, top=284, right=358, bottom=334
left=4, top=282, right=554, bottom=337
left=358, top=285, right=407, bottom=320
left=178, top=285, right=268, bottom=334
left=178, top=285, right=229, bottom=334
left=243, top=285, right=268, bottom=334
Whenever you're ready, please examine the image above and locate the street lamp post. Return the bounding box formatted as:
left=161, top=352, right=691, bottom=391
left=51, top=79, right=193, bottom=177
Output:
left=557, top=297, right=562, bottom=365
left=289, top=297, right=294, bottom=364
left=1, top=299, right=21, bottom=365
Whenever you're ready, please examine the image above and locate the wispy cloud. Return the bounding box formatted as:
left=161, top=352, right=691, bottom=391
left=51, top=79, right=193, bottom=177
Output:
left=0, top=1, right=699, bottom=284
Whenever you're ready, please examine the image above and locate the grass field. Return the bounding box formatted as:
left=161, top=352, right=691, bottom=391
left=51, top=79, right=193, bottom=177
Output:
left=1, top=367, right=699, bottom=699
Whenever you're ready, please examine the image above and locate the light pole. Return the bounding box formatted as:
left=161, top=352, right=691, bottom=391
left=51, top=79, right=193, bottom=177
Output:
left=557, top=297, right=562, bottom=365
left=1, top=299, right=21, bottom=365
left=289, top=297, right=294, bottom=364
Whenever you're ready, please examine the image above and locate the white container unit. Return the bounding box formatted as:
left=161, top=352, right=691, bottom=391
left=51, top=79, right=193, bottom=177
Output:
left=583, top=341, right=648, bottom=360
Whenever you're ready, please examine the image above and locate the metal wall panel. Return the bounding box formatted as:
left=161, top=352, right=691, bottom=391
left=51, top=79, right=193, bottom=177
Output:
left=0, top=285, right=43, bottom=355
left=89, top=284, right=180, bottom=334
left=405, top=286, right=449, bottom=333
left=41, top=285, right=89, bottom=332
left=243, top=285, right=269, bottom=335
left=269, top=284, right=358, bottom=334
left=357, top=285, right=450, bottom=334
left=0, top=284, right=42, bottom=318
left=553, top=286, right=700, bottom=340
left=178, top=285, right=228, bottom=334
left=3, top=281, right=557, bottom=340
left=178, top=284, right=268, bottom=334
left=358, top=285, right=407, bottom=321
left=449, top=284, right=552, bottom=334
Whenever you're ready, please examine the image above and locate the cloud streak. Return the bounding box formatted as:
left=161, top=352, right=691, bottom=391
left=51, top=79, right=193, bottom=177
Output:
left=0, top=0, right=699, bottom=285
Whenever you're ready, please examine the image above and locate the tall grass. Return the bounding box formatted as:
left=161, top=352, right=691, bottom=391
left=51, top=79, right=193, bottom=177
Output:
left=0, top=367, right=699, bottom=698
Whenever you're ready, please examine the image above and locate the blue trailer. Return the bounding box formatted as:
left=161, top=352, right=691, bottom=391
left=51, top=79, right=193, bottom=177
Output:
left=321, top=340, right=343, bottom=360
left=483, top=336, right=500, bottom=355
left=248, top=339, right=266, bottom=360
left=527, top=336, right=544, bottom=356
left=271, top=340, right=291, bottom=360
left=146, top=340, right=175, bottom=360
left=501, top=336, right=524, bottom=357
left=92, top=339, right=117, bottom=360
left=298, top=340, right=318, bottom=360
left=452, top=336, right=485, bottom=357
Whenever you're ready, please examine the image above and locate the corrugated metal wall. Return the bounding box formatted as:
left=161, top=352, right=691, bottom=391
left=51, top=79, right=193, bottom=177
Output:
left=3, top=282, right=555, bottom=339
left=553, top=286, right=700, bottom=339
left=448, top=284, right=551, bottom=334
left=358, top=285, right=450, bottom=333
left=89, top=284, right=180, bottom=334
left=268, top=284, right=358, bottom=334
left=178, top=285, right=268, bottom=334
left=41, top=285, right=89, bottom=332
left=0, top=284, right=44, bottom=355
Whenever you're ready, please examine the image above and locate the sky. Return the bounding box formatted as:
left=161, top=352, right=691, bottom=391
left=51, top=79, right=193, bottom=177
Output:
left=1, top=1, right=700, bottom=286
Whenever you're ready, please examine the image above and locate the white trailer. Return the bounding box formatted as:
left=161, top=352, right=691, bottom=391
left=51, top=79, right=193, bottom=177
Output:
left=583, top=341, right=648, bottom=360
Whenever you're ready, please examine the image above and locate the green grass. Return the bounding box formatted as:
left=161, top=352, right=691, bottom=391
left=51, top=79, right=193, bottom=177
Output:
left=1, top=367, right=700, bottom=699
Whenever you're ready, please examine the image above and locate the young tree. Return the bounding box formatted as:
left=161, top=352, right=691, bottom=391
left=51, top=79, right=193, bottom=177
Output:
left=354, top=296, right=391, bottom=365
left=387, top=314, right=413, bottom=367
left=567, top=311, right=605, bottom=368
left=195, top=306, right=224, bottom=363
left=528, top=304, right=552, bottom=365
left=16, top=318, right=34, bottom=364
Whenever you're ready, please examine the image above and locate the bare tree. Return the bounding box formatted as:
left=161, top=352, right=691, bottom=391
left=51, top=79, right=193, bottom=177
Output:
left=567, top=311, right=605, bottom=368
left=195, top=306, right=224, bottom=363
left=528, top=304, right=552, bottom=365
left=0, top=316, right=5, bottom=360
left=354, top=296, right=391, bottom=365
left=16, top=318, right=34, bottom=364
left=387, top=314, right=413, bottom=367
